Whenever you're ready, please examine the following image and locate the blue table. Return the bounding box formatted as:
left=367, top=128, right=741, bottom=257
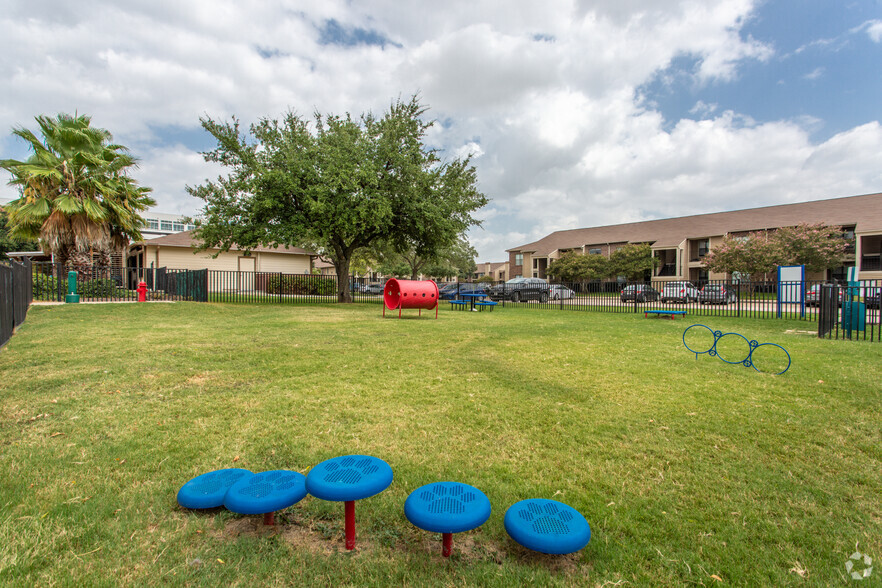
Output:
left=224, top=470, right=308, bottom=525
left=459, top=292, right=487, bottom=311
left=306, top=455, right=393, bottom=550
left=177, top=468, right=253, bottom=510
left=504, top=499, right=591, bottom=554
left=404, top=481, right=491, bottom=557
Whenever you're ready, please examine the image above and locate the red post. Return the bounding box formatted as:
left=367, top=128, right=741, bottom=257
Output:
left=263, top=512, right=275, bottom=526
left=345, top=500, right=356, bottom=550
left=137, top=281, right=147, bottom=302
left=442, top=532, right=453, bottom=557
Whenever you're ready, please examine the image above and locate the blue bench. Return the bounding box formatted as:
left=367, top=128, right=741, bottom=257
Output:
left=474, top=301, right=498, bottom=311
left=645, top=310, right=686, bottom=320
left=449, top=300, right=470, bottom=310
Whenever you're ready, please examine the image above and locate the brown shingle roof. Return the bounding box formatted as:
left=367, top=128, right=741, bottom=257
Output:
left=509, top=192, right=882, bottom=255
left=144, top=230, right=316, bottom=256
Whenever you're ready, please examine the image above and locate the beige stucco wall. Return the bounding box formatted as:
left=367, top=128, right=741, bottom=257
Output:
left=144, top=246, right=311, bottom=274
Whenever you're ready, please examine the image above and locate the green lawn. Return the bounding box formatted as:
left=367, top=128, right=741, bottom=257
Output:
left=0, top=303, right=879, bottom=586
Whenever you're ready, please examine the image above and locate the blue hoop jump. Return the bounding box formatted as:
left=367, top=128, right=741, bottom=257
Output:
left=504, top=499, right=591, bottom=555
left=404, top=481, right=491, bottom=557
left=682, top=324, right=791, bottom=375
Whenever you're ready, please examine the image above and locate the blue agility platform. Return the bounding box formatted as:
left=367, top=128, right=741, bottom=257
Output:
left=504, top=499, right=591, bottom=555
left=306, top=455, right=393, bottom=502
left=306, top=455, right=394, bottom=550
left=224, top=470, right=307, bottom=516
left=404, top=481, right=491, bottom=557
left=177, top=468, right=253, bottom=509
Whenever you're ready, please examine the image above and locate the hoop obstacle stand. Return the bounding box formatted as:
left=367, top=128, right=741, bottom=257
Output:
left=382, top=279, right=439, bottom=318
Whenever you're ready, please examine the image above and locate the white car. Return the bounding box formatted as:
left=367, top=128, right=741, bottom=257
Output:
left=660, top=281, right=700, bottom=303
left=550, top=284, right=575, bottom=300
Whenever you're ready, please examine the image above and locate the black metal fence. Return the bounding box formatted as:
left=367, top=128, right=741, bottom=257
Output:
left=1, top=258, right=33, bottom=349
left=25, top=263, right=882, bottom=343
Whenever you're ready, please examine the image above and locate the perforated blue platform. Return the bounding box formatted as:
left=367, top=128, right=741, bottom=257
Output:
left=504, top=499, right=591, bottom=554
left=177, top=468, right=253, bottom=509
left=223, top=470, right=308, bottom=515
left=305, top=455, right=393, bottom=502
left=404, top=482, right=491, bottom=534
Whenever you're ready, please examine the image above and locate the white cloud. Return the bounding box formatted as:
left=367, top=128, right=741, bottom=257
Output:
left=1, top=0, right=879, bottom=262
left=865, top=20, right=882, bottom=42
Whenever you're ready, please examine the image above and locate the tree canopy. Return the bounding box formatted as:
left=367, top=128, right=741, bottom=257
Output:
left=608, top=243, right=658, bottom=281
left=703, top=223, right=849, bottom=277
left=189, top=96, right=487, bottom=301
left=546, top=251, right=609, bottom=281
left=0, top=113, right=154, bottom=268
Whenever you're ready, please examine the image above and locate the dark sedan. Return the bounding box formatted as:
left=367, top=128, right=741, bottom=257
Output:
left=620, top=285, right=660, bottom=303
left=487, top=278, right=550, bottom=303
left=698, top=284, right=737, bottom=305
left=439, top=282, right=487, bottom=300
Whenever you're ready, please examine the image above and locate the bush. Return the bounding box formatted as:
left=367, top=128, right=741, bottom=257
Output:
left=32, top=272, right=59, bottom=300
left=266, top=275, right=336, bottom=296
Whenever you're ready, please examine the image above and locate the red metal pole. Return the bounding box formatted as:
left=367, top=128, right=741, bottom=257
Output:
left=442, top=532, right=452, bottom=557
left=263, top=512, right=275, bottom=525
left=345, top=500, right=356, bottom=550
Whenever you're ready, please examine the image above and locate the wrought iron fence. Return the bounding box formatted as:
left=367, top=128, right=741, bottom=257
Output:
left=24, top=263, right=882, bottom=343
left=1, top=258, right=32, bottom=348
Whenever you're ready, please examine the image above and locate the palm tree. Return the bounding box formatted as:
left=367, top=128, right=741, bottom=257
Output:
left=0, top=113, right=155, bottom=270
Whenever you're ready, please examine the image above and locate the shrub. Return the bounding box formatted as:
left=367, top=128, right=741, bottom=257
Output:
left=266, top=275, right=336, bottom=296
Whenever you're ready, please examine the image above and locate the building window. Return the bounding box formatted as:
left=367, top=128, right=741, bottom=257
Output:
left=515, top=253, right=523, bottom=266
left=172, top=222, right=185, bottom=231
left=145, top=218, right=159, bottom=230
left=186, top=224, right=196, bottom=231
left=160, top=220, right=173, bottom=231
left=587, top=248, right=601, bottom=255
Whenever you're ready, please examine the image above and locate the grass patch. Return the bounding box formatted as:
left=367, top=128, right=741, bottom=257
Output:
left=0, top=303, right=879, bottom=586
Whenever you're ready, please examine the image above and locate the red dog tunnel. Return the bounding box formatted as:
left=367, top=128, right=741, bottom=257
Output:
left=382, top=279, right=439, bottom=319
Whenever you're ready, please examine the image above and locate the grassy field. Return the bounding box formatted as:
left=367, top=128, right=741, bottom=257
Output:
left=0, top=302, right=879, bottom=586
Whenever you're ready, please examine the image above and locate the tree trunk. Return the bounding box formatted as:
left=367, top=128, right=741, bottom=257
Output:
left=335, top=257, right=352, bottom=303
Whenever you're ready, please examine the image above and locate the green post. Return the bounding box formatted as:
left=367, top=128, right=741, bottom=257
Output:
left=65, top=271, right=80, bottom=303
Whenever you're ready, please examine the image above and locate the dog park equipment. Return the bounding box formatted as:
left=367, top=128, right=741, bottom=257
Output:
left=137, top=280, right=147, bottom=302
left=64, top=271, right=79, bottom=303
left=177, top=468, right=253, bottom=509
left=404, top=482, right=491, bottom=557
left=383, top=279, right=439, bottom=318
left=504, top=499, right=591, bottom=554
left=305, top=455, right=394, bottom=550
left=644, top=309, right=686, bottom=320
left=682, top=324, right=792, bottom=375
left=223, top=470, right=308, bottom=525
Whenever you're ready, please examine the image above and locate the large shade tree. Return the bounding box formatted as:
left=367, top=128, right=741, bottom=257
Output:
left=703, top=224, right=848, bottom=278
left=189, top=96, right=487, bottom=301
left=0, top=113, right=155, bottom=269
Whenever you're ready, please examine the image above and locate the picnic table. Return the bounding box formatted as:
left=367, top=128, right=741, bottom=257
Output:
left=459, top=292, right=498, bottom=312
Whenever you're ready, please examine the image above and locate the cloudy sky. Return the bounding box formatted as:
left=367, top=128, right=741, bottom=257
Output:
left=2, top=0, right=881, bottom=261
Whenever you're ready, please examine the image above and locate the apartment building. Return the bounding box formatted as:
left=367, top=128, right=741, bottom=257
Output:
left=506, top=192, right=882, bottom=283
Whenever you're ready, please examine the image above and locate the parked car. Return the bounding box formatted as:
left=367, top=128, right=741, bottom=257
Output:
left=620, top=284, right=660, bottom=303
left=660, top=281, right=700, bottom=303
left=550, top=284, right=575, bottom=300
left=487, top=277, right=550, bottom=303
left=438, top=282, right=487, bottom=300
left=363, top=282, right=386, bottom=295
left=698, top=284, right=737, bottom=305
left=805, top=284, right=844, bottom=307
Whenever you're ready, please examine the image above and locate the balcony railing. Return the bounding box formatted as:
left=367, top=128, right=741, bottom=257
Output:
left=861, top=256, right=881, bottom=271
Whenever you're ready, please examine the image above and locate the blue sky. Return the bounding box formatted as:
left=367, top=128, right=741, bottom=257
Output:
left=1, top=1, right=881, bottom=261
left=642, top=0, right=882, bottom=140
